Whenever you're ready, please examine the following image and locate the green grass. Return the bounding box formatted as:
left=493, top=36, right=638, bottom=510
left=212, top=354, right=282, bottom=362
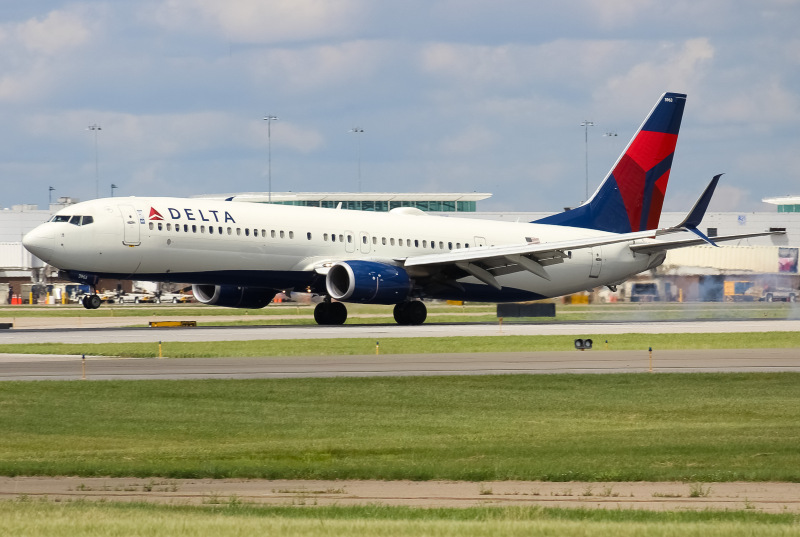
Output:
left=0, top=332, right=798, bottom=358
left=1, top=374, right=798, bottom=481
left=1, top=501, right=798, bottom=537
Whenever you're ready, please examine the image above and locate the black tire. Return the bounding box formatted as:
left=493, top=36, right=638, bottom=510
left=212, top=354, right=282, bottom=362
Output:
left=314, top=302, right=348, bottom=325
left=329, top=302, right=347, bottom=325
left=172, top=297, right=178, bottom=304
left=88, top=295, right=102, bottom=310
left=393, top=301, right=427, bottom=325
left=134, top=297, right=140, bottom=304
left=81, top=296, right=91, bottom=309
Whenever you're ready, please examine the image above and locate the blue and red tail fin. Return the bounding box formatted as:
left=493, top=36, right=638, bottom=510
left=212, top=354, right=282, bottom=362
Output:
left=535, top=92, right=687, bottom=233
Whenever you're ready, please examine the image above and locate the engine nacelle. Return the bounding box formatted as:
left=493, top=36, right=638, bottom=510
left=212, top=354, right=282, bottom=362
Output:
left=192, top=284, right=275, bottom=309
left=326, top=261, right=411, bottom=304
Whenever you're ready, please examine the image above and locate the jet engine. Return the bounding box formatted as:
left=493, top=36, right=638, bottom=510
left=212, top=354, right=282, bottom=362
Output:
left=192, top=284, right=275, bottom=309
left=326, top=260, right=411, bottom=304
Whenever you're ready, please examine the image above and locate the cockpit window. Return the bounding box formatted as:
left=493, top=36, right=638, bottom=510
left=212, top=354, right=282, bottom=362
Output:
left=51, top=214, right=94, bottom=226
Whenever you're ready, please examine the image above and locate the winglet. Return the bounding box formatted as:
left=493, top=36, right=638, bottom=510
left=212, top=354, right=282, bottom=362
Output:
left=675, top=174, right=723, bottom=246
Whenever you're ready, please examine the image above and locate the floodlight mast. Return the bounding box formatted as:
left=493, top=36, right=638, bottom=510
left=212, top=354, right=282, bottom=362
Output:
left=263, top=114, right=279, bottom=202
left=580, top=120, right=594, bottom=202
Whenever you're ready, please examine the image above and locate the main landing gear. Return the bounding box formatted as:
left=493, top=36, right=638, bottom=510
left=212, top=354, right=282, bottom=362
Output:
left=313, top=301, right=348, bottom=325
left=312, top=300, right=428, bottom=326
left=82, top=294, right=102, bottom=310
left=393, top=301, right=427, bottom=325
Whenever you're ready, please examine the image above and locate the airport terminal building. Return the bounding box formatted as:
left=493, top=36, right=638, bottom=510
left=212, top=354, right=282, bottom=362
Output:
left=2, top=192, right=798, bottom=303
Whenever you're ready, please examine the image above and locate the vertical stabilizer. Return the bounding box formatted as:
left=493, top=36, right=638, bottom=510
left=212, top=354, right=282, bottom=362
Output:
left=535, top=92, right=687, bottom=233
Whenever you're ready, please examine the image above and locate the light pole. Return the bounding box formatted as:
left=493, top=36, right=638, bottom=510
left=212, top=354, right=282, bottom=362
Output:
left=87, top=124, right=102, bottom=199
left=48, top=186, right=55, bottom=205
left=349, top=127, right=364, bottom=192
left=111, top=183, right=118, bottom=197
left=580, top=120, right=594, bottom=202
left=262, top=114, right=279, bottom=202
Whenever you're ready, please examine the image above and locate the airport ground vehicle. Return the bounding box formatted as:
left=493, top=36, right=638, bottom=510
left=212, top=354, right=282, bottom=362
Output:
left=724, top=280, right=761, bottom=302
left=762, top=287, right=798, bottom=302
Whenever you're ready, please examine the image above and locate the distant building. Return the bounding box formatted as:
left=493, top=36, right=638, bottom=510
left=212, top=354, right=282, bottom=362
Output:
left=193, top=192, right=491, bottom=213
left=763, top=196, right=800, bottom=213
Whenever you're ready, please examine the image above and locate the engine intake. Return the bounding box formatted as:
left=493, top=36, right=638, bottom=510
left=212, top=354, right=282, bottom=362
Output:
left=192, top=284, right=275, bottom=309
left=326, top=261, right=411, bottom=304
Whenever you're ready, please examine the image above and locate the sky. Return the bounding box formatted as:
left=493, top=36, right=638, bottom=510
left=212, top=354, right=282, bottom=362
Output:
left=1, top=0, right=798, bottom=213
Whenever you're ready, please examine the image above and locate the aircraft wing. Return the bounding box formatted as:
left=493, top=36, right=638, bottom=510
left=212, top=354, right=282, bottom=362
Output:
left=399, top=229, right=660, bottom=288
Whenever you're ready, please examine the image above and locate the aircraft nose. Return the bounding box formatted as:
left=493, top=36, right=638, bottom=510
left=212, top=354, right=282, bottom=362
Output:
left=22, top=225, right=54, bottom=263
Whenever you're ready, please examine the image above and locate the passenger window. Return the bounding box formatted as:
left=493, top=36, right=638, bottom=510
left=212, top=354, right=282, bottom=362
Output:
left=465, top=243, right=470, bottom=248
left=373, top=237, right=377, bottom=245
left=149, top=222, right=154, bottom=230
left=184, top=224, right=189, bottom=232
left=253, top=229, right=258, bottom=237
left=448, top=242, right=452, bottom=250
left=227, top=227, right=232, bottom=235
left=456, top=243, right=460, bottom=249
left=390, top=238, right=395, bottom=246
left=382, top=237, right=386, bottom=245
left=347, top=235, right=352, bottom=243
left=245, top=228, right=250, bottom=237
left=415, top=240, right=419, bottom=247
left=307, top=232, right=312, bottom=240
left=422, top=240, right=427, bottom=247
left=200, top=225, right=205, bottom=233
left=362, top=235, right=367, bottom=244
left=192, top=225, right=197, bottom=233
left=271, top=230, right=276, bottom=238
left=339, top=234, right=344, bottom=242
left=219, top=227, right=223, bottom=234
left=324, top=233, right=329, bottom=241
left=236, top=228, right=241, bottom=236
left=289, top=231, right=294, bottom=239
left=209, top=226, right=214, bottom=234
left=280, top=230, right=285, bottom=239
left=439, top=241, right=444, bottom=249
left=158, top=223, right=163, bottom=231
left=166, top=223, right=171, bottom=231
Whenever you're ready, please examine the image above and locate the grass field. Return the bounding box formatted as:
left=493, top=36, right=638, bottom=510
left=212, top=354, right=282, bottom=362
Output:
left=2, top=501, right=799, bottom=537
left=0, top=331, right=798, bottom=358
left=1, top=373, right=798, bottom=481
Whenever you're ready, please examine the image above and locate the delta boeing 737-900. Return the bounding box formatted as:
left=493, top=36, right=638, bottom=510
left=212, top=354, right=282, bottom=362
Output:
left=22, top=92, right=778, bottom=324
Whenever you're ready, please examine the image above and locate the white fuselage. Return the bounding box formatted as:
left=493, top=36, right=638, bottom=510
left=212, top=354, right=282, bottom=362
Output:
left=23, top=197, right=659, bottom=302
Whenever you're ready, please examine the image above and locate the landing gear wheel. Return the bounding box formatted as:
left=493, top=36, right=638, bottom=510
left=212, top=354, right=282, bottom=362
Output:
left=83, top=294, right=102, bottom=310
left=314, top=301, right=348, bottom=325
left=393, top=301, right=427, bottom=325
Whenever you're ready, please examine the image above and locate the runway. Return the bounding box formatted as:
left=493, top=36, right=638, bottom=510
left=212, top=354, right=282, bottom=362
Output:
left=1, top=318, right=800, bottom=344
left=1, top=348, right=798, bottom=381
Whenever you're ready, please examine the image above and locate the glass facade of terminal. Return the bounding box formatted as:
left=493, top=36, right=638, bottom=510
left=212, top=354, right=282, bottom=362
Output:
left=777, top=204, right=800, bottom=213
left=267, top=200, right=477, bottom=212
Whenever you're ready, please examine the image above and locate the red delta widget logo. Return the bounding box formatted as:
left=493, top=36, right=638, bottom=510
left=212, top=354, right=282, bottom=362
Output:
left=148, top=207, right=235, bottom=223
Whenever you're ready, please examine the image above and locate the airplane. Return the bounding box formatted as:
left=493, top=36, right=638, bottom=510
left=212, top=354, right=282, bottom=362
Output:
left=22, top=92, right=779, bottom=325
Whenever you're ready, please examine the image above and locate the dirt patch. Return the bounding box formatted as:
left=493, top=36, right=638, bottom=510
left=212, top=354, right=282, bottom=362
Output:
left=2, top=477, right=798, bottom=512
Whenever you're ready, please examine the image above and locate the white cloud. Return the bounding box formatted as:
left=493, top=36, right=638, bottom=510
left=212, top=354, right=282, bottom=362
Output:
left=154, top=0, right=363, bottom=43
left=16, top=10, right=91, bottom=55
left=601, top=38, right=714, bottom=110
left=437, top=126, right=497, bottom=155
